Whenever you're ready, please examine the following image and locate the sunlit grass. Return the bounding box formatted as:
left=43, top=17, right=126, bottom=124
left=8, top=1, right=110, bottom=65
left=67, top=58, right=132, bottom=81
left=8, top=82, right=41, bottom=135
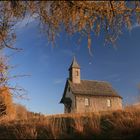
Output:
left=0, top=105, right=140, bottom=139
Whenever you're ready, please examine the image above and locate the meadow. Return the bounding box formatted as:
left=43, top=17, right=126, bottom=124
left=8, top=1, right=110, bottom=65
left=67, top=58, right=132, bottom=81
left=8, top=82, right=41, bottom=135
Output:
left=0, top=105, right=140, bottom=139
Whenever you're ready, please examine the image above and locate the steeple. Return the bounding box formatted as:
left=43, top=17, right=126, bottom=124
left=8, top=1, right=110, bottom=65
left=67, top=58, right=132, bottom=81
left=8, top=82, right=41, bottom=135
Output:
left=69, top=57, right=80, bottom=83
left=69, top=56, right=80, bottom=70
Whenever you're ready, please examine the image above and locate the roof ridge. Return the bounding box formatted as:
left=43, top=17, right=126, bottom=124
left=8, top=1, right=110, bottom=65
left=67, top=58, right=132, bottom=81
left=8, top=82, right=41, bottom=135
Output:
left=81, top=79, right=110, bottom=83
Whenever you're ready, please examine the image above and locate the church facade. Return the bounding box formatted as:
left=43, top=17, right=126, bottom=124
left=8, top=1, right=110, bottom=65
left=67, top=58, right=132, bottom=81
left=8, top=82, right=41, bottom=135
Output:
left=60, top=57, right=122, bottom=113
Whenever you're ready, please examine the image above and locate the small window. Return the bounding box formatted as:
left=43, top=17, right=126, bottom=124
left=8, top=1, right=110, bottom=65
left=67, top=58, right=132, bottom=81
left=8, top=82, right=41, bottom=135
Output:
left=76, top=71, right=79, bottom=76
left=85, top=98, right=89, bottom=106
left=107, top=99, right=111, bottom=107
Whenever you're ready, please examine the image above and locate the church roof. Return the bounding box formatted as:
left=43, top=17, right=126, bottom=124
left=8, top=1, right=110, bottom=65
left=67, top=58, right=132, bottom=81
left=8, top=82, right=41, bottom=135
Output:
left=69, top=57, right=80, bottom=70
left=60, top=79, right=122, bottom=103
left=69, top=80, right=122, bottom=97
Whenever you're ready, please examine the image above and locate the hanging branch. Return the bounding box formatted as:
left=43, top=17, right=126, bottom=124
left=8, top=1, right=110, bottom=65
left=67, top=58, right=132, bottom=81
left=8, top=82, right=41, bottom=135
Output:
left=109, top=0, right=115, bottom=17
left=0, top=1, right=140, bottom=50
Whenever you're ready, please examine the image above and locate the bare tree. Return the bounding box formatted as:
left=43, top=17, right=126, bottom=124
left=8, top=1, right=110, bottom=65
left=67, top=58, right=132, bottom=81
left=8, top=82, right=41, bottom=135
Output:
left=0, top=54, right=27, bottom=119
left=0, top=54, right=9, bottom=87
left=0, top=55, right=14, bottom=117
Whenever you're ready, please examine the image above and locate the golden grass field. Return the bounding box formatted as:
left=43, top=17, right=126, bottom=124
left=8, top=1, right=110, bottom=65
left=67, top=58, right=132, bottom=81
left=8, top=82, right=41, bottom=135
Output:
left=0, top=105, right=140, bottom=139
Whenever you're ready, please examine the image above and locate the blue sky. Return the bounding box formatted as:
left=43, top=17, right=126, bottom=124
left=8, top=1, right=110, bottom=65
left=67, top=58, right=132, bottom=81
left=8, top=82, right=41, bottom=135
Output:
left=4, top=18, right=140, bottom=115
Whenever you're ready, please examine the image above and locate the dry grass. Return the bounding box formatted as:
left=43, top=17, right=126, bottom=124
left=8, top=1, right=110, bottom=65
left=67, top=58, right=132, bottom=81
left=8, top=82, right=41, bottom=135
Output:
left=0, top=106, right=140, bottom=139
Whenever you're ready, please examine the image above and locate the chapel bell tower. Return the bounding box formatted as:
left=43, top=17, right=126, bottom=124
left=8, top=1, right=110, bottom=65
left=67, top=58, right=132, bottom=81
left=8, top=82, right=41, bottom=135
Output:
left=69, top=57, right=80, bottom=84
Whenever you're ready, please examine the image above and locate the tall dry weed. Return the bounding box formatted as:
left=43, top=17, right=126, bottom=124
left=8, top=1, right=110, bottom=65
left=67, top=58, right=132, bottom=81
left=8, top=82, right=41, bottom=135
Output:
left=0, top=107, right=140, bottom=139
left=12, top=124, right=37, bottom=139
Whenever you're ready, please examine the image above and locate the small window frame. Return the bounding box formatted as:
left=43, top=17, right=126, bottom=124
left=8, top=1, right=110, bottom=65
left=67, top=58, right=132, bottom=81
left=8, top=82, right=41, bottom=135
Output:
left=107, top=99, right=111, bottom=107
left=85, top=98, right=90, bottom=106
left=76, top=70, right=79, bottom=76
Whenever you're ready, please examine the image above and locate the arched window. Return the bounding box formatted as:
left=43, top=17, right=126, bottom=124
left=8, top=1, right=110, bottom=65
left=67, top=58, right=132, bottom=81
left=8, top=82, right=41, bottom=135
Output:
left=107, top=99, right=111, bottom=107
left=85, top=98, right=89, bottom=106
left=76, top=70, right=79, bottom=76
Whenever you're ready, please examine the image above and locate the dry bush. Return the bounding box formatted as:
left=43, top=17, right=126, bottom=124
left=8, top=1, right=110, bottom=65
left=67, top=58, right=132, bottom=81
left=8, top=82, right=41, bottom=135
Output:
left=14, top=104, right=27, bottom=120
left=110, top=109, right=140, bottom=139
left=12, top=124, right=37, bottom=139
left=86, top=113, right=101, bottom=136
left=48, top=115, right=72, bottom=139
left=0, top=123, right=37, bottom=139
left=73, top=116, right=84, bottom=134
left=99, top=108, right=140, bottom=139
left=45, top=113, right=101, bottom=139
left=0, top=86, right=16, bottom=120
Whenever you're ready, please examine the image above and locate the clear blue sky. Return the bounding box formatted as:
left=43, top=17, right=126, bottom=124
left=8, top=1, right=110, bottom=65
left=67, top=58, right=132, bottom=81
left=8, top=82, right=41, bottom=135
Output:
left=4, top=19, right=140, bottom=115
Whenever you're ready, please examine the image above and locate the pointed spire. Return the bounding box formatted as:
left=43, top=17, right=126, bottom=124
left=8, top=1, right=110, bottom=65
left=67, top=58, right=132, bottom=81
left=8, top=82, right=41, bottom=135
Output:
left=69, top=56, right=80, bottom=70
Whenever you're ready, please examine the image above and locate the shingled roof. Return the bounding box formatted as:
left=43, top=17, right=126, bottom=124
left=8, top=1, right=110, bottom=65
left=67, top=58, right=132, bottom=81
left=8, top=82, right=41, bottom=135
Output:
left=60, top=79, right=122, bottom=103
